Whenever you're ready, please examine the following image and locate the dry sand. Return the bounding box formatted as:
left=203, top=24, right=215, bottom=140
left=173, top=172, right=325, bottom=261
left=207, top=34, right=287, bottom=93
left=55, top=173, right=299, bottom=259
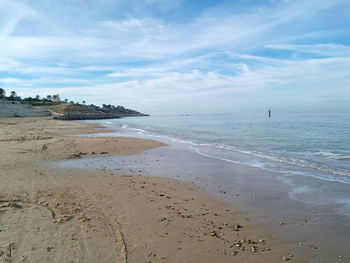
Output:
left=0, top=117, right=297, bottom=262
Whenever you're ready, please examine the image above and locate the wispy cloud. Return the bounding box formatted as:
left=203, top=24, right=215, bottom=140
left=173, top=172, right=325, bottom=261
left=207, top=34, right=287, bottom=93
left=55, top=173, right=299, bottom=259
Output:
left=266, top=44, right=350, bottom=57
left=0, top=1, right=37, bottom=38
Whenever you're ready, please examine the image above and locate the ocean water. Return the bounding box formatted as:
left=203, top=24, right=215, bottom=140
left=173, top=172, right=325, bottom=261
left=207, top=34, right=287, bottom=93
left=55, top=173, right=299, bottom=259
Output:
left=97, top=113, right=350, bottom=184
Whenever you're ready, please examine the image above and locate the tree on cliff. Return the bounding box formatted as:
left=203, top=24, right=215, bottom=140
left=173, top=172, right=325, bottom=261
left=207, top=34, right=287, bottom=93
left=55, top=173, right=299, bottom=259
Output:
left=0, top=88, right=5, bottom=98
left=9, top=91, right=17, bottom=101
left=52, top=94, right=61, bottom=103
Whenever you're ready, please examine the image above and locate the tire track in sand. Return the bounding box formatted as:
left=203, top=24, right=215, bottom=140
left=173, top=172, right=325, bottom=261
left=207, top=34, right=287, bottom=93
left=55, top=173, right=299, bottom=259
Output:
left=43, top=162, right=89, bottom=263
left=40, top=139, right=88, bottom=263
left=50, top=137, right=125, bottom=262
left=80, top=185, right=127, bottom=263
left=43, top=153, right=121, bottom=262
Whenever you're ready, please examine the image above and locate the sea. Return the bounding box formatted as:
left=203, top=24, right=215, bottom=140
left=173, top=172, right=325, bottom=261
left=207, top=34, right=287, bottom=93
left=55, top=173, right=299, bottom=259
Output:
left=98, top=113, right=350, bottom=184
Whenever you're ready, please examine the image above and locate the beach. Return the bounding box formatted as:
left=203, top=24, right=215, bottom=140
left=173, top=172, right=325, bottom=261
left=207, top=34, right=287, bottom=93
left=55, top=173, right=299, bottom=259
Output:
left=72, top=115, right=350, bottom=263
left=1, top=0, right=348, bottom=262
left=0, top=117, right=299, bottom=262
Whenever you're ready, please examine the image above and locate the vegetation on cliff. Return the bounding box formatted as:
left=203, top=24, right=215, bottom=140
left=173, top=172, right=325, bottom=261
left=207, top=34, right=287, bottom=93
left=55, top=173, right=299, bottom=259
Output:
left=0, top=88, right=147, bottom=117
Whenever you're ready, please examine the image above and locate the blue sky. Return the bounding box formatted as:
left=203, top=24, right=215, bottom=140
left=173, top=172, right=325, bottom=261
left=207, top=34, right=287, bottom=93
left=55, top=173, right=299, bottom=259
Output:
left=0, top=0, right=349, bottom=114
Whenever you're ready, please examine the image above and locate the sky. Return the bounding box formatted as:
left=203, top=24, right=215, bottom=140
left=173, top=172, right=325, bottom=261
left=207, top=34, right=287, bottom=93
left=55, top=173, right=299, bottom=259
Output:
left=0, top=0, right=349, bottom=114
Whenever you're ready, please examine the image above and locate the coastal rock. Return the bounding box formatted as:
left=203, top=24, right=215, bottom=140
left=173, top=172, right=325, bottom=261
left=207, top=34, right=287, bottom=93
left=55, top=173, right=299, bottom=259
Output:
left=54, top=113, right=120, bottom=120
left=281, top=254, right=294, bottom=261
left=233, top=224, right=241, bottom=231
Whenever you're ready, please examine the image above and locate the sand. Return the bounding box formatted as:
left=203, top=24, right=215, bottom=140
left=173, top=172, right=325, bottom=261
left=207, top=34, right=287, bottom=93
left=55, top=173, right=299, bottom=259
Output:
left=0, top=117, right=295, bottom=262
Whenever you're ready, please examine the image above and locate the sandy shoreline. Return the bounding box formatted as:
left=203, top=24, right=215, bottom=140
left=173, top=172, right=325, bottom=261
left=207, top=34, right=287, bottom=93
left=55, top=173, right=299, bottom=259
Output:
left=0, top=117, right=296, bottom=262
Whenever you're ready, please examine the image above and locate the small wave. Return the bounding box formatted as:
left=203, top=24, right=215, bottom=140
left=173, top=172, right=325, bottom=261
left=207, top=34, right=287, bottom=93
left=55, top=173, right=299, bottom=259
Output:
left=311, top=151, right=350, bottom=160
left=121, top=125, right=147, bottom=134
left=190, top=146, right=270, bottom=170
left=187, top=143, right=350, bottom=178
left=222, top=148, right=350, bottom=178
left=192, top=147, right=350, bottom=184
left=119, top=122, right=350, bottom=179
left=283, top=170, right=350, bottom=184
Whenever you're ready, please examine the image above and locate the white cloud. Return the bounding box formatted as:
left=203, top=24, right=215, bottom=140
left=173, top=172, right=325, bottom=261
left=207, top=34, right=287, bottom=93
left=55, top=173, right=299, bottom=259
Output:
left=0, top=0, right=349, bottom=113
left=0, top=0, right=344, bottom=63
left=0, top=77, right=33, bottom=87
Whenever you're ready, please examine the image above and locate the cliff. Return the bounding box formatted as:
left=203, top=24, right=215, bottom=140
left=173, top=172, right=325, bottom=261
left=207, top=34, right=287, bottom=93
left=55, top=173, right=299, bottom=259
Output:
left=0, top=100, right=51, bottom=118
left=41, top=104, right=120, bottom=120
left=94, top=105, right=148, bottom=117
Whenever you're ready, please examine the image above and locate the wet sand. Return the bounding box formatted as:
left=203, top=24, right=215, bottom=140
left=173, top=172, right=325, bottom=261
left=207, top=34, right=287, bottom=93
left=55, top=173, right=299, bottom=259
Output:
left=56, top=127, right=350, bottom=263
left=1, top=117, right=299, bottom=262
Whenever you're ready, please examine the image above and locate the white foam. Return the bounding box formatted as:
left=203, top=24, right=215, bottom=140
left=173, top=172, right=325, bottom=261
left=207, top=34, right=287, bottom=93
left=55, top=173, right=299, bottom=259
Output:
left=116, top=122, right=350, bottom=181
left=312, top=150, right=350, bottom=160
